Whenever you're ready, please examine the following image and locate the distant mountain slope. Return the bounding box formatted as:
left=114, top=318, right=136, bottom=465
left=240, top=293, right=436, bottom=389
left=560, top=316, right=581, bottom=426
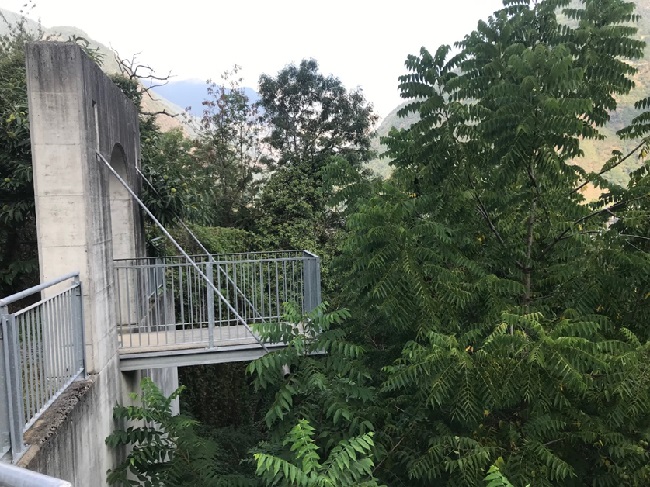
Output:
left=0, top=8, right=192, bottom=135
left=367, top=102, right=419, bottom=178
left=150, top=80, right=259, bottom=117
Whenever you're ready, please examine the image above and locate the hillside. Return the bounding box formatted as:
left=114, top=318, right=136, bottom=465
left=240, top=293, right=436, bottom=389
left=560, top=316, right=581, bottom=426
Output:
left=367, top=101, right=419, bottom=178
left=368, top=0, right=650, bottom=188
left=149, top=80, right=259, bottom=117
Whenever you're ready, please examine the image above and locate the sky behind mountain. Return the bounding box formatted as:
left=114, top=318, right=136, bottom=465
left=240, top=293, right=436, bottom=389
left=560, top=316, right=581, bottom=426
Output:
left=2, top=0, right=504, bottom=117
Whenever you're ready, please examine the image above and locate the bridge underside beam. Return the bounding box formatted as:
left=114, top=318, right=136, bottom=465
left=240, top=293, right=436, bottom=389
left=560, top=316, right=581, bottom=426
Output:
left=119, top=343, right=286, bottom=371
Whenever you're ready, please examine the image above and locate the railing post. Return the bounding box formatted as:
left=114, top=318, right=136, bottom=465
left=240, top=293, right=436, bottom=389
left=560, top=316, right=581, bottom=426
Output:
left=206, top=256, right=215, bottom=348
left=3, top=314, right=25, bottom=462
left=0, top=306, right=11, bottom=458
left=72, top=278, right=85, bottom=377
left=302, top=251, right=322, bottom=314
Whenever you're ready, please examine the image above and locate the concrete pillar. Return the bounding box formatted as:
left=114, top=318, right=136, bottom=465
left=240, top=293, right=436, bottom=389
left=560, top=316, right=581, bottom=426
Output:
left=24, top=43, right=179, bottom=485
left=25, top=42, right=144, bottom=375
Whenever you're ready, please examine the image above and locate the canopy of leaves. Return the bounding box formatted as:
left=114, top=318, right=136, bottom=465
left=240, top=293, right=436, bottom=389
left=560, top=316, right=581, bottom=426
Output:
left=192, top=67, right=263, bottom=228
left=254, top=60, right=379, bottom=300
left=332, top=0, right=650, bottom=485
left=0, top=17, right=38, bottom=297
left=106, top=378, right=259, bottom=487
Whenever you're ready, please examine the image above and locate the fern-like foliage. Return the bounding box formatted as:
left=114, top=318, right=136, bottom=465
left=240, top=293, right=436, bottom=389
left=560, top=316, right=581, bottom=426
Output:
left=254, top=419, right=383, bottom=486
left=484, top=461, right=528, bottom=487
left=331, top=1, right=650, bottom=485
left=247, top=303, right=378, bottom=477
left=105, top=378, right=257, bottom=487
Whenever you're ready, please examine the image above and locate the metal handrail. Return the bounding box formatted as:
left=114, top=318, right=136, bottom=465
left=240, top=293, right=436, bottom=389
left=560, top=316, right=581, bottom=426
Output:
left=0, top=462, right=71, bottom=486
left=0, top=273, right=85, bottom=463
left=113, top=251, right=321, bottom=351
left=114, top=253, right=308, bottom=265
left=0, top=272, right=79, bottom=307
left=97, top=151, right=268, bottom=353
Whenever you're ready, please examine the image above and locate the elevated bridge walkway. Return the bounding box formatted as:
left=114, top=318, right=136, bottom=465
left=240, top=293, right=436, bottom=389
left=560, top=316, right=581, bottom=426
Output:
left=0, top=250, right=320, bottom=460
left=114, top=250, right=321, bottom=370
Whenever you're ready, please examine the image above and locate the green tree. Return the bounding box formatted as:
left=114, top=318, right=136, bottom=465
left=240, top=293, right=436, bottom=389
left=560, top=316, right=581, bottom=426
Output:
left=254, top=59, right=377, bottom=254
left=334, top=0, right=650, bottom=485
left=109, top=74, right=213, bottom=228
left=113, top=67, right=264, bottom=232
left=106, top=379, right=219, bottom=486
left=193, top=67, right=262, bottom=229
left=247, top=303, right=375, bottom=446
left=141, top=127, right=214, bottom=227
left=0, top=16, right=39, bottom=297
left=254, top=419, right=382, bottom=487
left=245, top=303, right=378, bottom=484
left=106, top=378, right=258, bottom=487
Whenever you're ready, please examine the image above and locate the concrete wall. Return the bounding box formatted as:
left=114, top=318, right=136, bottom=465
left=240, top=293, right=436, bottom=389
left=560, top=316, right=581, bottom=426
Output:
left=18, top=365, right=121, bottom=485
left=24, top=42, right=178, bottom=485
left=26, top=42, right=143, bottom=375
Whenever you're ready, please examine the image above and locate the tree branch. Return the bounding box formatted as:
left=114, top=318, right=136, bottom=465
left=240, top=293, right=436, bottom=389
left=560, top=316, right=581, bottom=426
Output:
left=542, top=193, right=649, bottom=255
left=141, top=109, right=179, bottom=118
left=570, top=138, right=648, bottom=196
left=466, top=171, right=506, bottom=246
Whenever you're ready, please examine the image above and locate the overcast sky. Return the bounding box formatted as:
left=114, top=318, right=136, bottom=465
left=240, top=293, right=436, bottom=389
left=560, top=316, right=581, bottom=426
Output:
left=2, top=0, right=504, bottom=117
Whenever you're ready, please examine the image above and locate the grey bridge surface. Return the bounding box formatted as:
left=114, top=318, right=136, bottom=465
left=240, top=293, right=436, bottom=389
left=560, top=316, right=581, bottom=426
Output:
left=114, top=250, right=321, bottom=370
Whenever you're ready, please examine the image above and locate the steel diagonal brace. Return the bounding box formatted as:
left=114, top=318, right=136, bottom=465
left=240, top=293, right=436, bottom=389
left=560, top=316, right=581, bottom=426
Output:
left=96, top=151, right=269, bottom=353
left=135, top=167, right=267, bottom=322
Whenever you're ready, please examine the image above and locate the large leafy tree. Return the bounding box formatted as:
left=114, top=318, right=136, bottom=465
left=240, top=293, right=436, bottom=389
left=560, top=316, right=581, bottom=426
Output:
left=109, top=74, right=214, bottom=228
left=334, top=0, right=650, bottom=485
left=115, top=67, right=264, bottom=231
left=247, top=303, right=379, bottom=485
left=192, top=67, right=263, bottom=229
left=0, top=28, right=37, bottom=297
left=106, top=379, right=219, bottom=487
left=254, top=59, right=377, bottom=254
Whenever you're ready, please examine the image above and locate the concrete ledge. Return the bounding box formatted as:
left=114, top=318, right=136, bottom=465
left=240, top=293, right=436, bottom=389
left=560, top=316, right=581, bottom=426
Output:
left=18, top=378, right=94, bottom=469
left=15, top=366, right=118, bottom=486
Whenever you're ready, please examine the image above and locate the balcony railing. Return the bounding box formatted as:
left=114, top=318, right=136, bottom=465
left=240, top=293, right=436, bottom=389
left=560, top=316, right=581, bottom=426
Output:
left=114, top=251, right=321, bottom=353
left=0, top=273, right=85, bottom=463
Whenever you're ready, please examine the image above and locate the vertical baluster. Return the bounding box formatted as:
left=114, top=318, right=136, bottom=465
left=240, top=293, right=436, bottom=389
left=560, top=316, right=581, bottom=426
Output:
left=52, top=294, right=62, bottom=393
left=5, top=312, right=25, bottom=460
left=21, top=314, right=31, bottom=425
left=217, top=261, right=223, bottom=343
left=123, top=267, right=130, bottom=348
left=207, top=258, right=215, bottom=348
left=41, top=299, right=50, bottom=401
left=278, top=260, right=286, bottom=321
left=36, top=306, right=45, bottom=413
left=178, top=263, right=184, bottom=335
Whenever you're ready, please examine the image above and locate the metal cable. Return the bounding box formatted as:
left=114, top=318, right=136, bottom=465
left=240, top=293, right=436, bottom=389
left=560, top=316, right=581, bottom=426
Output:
left=97, top=151, right=269, bottom=353
left=134, top=166, right=266, bottom=321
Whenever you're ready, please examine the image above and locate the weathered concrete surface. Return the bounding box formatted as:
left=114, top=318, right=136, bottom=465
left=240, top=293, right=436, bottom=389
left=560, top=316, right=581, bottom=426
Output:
left=24, top=42, right=178, bottom=485
left=17, top=361, right=121, bottom=485
left=26, top=41, right=144, bottom=375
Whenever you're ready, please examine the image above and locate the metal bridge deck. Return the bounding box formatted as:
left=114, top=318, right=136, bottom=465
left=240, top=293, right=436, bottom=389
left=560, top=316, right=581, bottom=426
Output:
left=114, top=251, right=321, bottom=370
left=118, top=324, right=281, bottom=370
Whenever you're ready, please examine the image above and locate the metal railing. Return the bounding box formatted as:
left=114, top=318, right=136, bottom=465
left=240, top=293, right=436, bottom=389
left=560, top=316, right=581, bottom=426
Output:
left=0, top=273, right=85, bottom=463
left=0, top=462, right=71, bottom=486
left=114, top=251, right=321, bottom=351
